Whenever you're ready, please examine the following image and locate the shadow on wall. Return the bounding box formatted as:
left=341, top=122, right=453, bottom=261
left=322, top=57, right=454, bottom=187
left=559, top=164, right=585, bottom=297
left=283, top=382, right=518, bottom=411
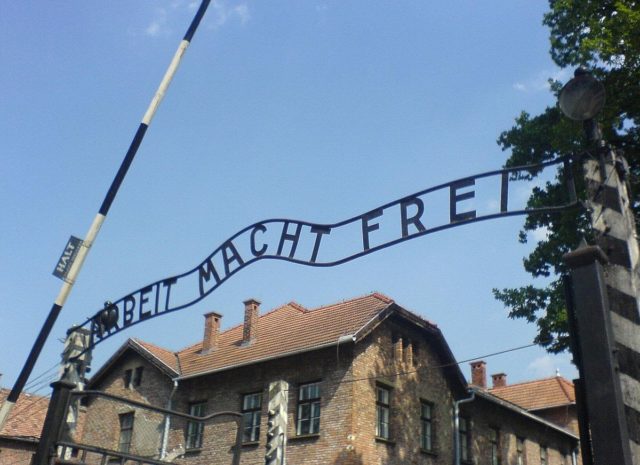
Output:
left=332, top=449, right=364, bottom=465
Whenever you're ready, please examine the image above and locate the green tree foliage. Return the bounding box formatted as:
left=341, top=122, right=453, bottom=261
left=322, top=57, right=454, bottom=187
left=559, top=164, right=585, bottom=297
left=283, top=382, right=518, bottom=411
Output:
left=493, top=0, right=640, bottom=353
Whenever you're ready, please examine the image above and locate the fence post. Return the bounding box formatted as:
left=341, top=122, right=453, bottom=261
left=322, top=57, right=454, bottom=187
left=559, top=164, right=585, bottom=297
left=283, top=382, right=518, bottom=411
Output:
left=32, top=380, right=76, bottom=465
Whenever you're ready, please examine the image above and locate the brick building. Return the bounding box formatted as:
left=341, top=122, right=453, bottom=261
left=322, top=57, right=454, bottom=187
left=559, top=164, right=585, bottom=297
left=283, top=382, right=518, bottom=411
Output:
left=0, top=387, right=49, bottom=465
left=79, top=293, right=579, bottom=465
left=486, top=370, right=578, bottom=438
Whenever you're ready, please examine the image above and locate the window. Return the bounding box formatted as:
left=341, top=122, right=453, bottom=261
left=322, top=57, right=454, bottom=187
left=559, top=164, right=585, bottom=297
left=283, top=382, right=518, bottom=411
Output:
left=133, top=366, right=144, bottom=386
left=540, top=446, right=547, bottom=465
left=124, top=369, right=132, bottom=389
left=420, top=401, right=433, bottom=451
left=516, top=437, right=525, bottom=465
left=376, top=385, right=390, bottom=439
left=185, top=402, right=206, bottom=450
left=489, top=427, right=500, bottom=465
left=118, top=413, right=134, bottom=453
left=459, top=417, right=471, bottom=462
left=297, top=382, right=321, bottom=435
left=242, top=392, right=262, bottom=442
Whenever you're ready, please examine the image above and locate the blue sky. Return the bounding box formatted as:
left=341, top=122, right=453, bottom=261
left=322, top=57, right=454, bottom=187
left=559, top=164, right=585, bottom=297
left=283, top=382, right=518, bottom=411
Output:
left=1, top=1, right=578, bottom=395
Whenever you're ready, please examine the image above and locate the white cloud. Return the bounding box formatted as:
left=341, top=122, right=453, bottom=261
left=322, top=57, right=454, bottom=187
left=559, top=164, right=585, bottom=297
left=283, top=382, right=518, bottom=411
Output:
left=142, top=1, right=250, bottom=38
left=530, top=226, right=550, bottom=242
left=513, top=68, right=571, bottom=93
left=209, top=1, right=251, bottom=29
left=145, top=8, right=169, bottom=37
left=527, top=354, right=577, bottom=379
left=527, top=355, right=557, bottom=378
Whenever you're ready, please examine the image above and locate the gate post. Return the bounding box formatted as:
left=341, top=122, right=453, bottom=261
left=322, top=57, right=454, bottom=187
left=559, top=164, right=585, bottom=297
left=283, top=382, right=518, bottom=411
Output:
left=32, top=380, right=76, bottom=465
left=564, top=244, right=633, bottom=465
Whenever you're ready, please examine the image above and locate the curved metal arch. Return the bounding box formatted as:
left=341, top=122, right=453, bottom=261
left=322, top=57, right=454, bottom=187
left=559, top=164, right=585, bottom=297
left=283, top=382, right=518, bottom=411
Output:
left=76, top=155, right=578, bottom=350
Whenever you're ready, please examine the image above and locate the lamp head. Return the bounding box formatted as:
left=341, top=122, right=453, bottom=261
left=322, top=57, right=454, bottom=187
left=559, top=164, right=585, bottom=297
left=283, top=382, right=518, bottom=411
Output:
left=558, top=68, right=605, bottom=121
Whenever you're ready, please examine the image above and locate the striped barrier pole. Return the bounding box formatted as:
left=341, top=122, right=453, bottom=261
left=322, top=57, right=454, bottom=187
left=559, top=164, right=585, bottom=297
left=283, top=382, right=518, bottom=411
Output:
left=0, top=0, right=212, bottom=430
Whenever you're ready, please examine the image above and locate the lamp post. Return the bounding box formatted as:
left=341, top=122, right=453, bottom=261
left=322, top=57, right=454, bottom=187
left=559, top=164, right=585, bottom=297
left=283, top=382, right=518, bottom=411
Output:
left=560, top=69, right=638, bottom=465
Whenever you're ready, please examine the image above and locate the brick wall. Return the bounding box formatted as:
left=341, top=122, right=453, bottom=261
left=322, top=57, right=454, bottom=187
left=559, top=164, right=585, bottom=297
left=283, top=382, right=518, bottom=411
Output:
left=0, top=438, right=37, bottom=465
left=80, top=351, right=174, bottom=458
left=171, top=344, right=355, bottom=465
left=351, top=318, right=456, bottom=465
left=461, top=396, right=578, bottom=465
left=79, top=317, right=580, bottom=465
left=533, top=405, right=579, bottom=436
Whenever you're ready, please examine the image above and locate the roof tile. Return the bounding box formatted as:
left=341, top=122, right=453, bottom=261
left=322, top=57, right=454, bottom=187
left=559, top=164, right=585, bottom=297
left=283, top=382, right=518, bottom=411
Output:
left=132, top=339, right=179, bottom=373
left=0, top=389, right=49, bottom=439
left=177, top=293, right=394, bottom=378
left=489, top=376, right=575, bottom=411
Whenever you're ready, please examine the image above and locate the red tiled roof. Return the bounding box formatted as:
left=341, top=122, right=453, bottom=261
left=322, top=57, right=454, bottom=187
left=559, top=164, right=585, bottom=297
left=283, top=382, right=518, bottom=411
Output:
left=177, top=293, right=395, bottom=378
left=489, top=376, right=575, bottom=411
left=132, top=339, right=180, bottom=374
left=0, top=388, right=49, bottom=440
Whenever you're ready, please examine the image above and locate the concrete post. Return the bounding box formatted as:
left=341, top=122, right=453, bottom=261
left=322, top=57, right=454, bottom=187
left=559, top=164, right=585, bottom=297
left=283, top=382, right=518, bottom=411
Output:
left=580, top=148, right=640, bottom=463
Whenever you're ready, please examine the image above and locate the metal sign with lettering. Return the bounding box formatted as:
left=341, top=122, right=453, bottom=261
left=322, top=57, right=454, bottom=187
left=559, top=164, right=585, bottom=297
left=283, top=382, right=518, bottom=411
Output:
left=77, top=156, right=577, bottom=349
left=53, top=236, right=83, bottom=280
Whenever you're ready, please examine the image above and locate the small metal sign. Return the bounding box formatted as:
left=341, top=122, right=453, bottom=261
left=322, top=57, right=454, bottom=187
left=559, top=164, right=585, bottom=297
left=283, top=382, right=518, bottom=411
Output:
left=53, top=236, right=83, bottom=280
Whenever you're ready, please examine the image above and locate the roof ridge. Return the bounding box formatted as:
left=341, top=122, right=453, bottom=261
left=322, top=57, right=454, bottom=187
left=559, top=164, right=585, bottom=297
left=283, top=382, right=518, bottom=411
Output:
left=308, top=292, right=391, bottom=313
left=0, top=387, right=48, bottom=401
left=133, top=337, right=175, bottom=355
left=489, top=376, right=570, bottom=390
left=287, top=301, right=307, bottom=312
left=130, top=338, right=179, bottom=374
left=555, top=376, right=574, bottom=401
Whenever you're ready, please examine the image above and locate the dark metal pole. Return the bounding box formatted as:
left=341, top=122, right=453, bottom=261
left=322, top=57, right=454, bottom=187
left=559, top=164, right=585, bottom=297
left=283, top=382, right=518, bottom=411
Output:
left=564, top=244, right=633, bottom=465
left=562, top=274, right=594, bottom=465
left=0, top=0, right=212, bottom=430
left=32, top=379, right=76, bottom=465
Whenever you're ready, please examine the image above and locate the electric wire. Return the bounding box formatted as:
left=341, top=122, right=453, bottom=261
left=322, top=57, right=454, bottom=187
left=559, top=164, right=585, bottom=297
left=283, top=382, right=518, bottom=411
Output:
left=23, top=363, right=59, bottom=391
left=3, top=374, right=57, bottom=422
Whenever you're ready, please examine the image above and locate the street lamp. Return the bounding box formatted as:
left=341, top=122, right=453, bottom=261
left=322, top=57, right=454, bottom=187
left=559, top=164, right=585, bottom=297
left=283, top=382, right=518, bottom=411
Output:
left=559, top=68, right=605, bottom=143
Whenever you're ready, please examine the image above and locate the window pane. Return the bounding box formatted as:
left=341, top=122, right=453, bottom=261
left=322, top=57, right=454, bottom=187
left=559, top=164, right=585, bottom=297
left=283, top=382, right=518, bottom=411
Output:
left=186, top=402, right=206, bottom=449
left=243, top=392, right=261, bottom=410
left=243, top=411, right=261, bottom=442
left=118, top=414, right=134, bottom=453
left=377, top=387, right=389, bottom=404
left=299, top=382, right=320, bottom=401
left=133, top=367, right=144, bottom=386
left=421, top=401, right=433, bottom=451
left=298, top=418, right=309, bottom=435
left=376, top=405, right=390, bottom=439
left=297, top=384, right=321, bottom=435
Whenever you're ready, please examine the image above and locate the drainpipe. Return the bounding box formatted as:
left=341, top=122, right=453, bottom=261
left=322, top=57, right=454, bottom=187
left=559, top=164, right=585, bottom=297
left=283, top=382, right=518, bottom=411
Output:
left=160, top=379, right=179, bottom=459
left=453, top=390, right=476, bottom=465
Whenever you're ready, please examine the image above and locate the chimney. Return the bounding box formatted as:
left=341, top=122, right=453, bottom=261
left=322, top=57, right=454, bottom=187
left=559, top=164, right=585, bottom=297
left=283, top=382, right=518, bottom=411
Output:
left=242, top=298, right=260, bottom=345
left=470, top=360, right=487, bottom=388
left=202, top=311, right=222, bottom=353
left=491, top=373, right=507, bottom=388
